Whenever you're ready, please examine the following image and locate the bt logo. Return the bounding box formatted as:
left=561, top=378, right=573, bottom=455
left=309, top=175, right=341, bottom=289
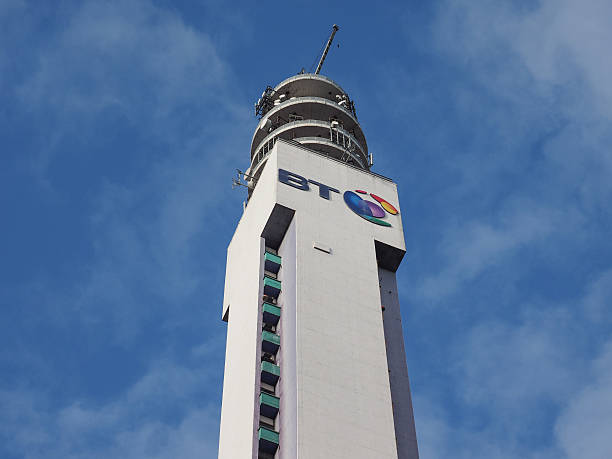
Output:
left=343, top=190, right=398, bottom=227
left=278, top=169, right=399, bottom=227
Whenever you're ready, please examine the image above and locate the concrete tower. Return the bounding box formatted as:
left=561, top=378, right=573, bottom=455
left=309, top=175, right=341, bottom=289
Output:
left=218, top=71, right=419, bottom=458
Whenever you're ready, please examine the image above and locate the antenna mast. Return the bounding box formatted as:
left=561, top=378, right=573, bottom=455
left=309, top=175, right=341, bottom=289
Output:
left=315, top=24, right=339, bottom=74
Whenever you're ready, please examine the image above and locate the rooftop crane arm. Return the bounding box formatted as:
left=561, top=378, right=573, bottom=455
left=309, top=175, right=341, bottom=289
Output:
left=315, top=24, right=339, bottom=75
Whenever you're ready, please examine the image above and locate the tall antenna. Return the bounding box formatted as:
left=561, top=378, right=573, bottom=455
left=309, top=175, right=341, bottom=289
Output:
left=315, top=24, right=339, bottom=75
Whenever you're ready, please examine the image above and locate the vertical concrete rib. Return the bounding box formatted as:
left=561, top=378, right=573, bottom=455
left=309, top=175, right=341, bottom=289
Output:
left=278, top=219, right=298, bottom=458
left=379, top=267, right=420, bottom=459
left=252, top=238, right=266, bottom=459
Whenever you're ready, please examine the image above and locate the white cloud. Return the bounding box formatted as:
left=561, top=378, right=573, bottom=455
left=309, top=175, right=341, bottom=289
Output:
left=10, top=0, right=249, bottom=193
left=414, top=393, right=562, bottom=459
left=432, top=0, right=612, bottom=207
left=17, top=0, right=226, bottom=121
left=393, top=1, right=612, bottom=456
left=0, top=353, right=222, bottom=459
left=434, top=0, right=612, bottom=113
left=1, top=3, right=242, bottom=455
left=394, top=2, right=612, bottom=455
left=412, top=264, right=612, bottom=458
left=417, top=202, right=563, bottom=301
left=456, top=311, right=578, bottom=408
left=555, top=340, right=612, bottom=459
left=54, top=156, right=227, bottom=345
left=512, top=0, right=612, bottom=118
left=4, top=0, right=252, bottom=342
left=412, top=304, right=591, bottom=458
left=409, top=0, right=612, bottom=303
left=582, top=268, right=612, bottom=323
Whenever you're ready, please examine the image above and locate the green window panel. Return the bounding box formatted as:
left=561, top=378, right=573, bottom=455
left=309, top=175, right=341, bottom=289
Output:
left=260, top=393, right=280, bottom=409
left=262, top=303, right=281, bottom=327
left=263, top=276, right=281, bottom=290
left=264, top=251, right=282, bottom=274
left=258, top=426, right=279, bottom=444
left=261, top=361, right=280, bottom=377
left=264, top=252, right=282, bottom=265
left=262, top=329, right=280, bottom=355
left=262, top=330, right=280, bottom=346
left=263, top=276, right=281, bottom=299
left=263, top=302, right=280, bottom=313
left=260, top=392, right=280, bottom=419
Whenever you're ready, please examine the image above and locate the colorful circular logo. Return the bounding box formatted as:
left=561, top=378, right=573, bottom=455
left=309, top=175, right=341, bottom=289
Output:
left=343, top=190, right=398, bottom=227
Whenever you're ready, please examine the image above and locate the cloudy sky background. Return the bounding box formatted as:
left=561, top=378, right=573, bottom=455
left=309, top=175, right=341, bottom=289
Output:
left=1, top=0, right=611, bottom=457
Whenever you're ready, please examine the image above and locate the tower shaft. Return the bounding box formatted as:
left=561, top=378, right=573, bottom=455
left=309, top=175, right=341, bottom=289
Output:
left=219, top=74, right=419, bottom=459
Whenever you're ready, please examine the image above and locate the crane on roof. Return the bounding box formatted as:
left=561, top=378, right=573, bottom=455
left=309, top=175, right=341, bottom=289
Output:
left=315, top=24, right=339, bottom=74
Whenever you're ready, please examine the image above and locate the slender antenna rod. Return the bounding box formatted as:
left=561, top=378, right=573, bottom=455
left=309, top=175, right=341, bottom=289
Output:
left=315, top=24, right=339, bottom=74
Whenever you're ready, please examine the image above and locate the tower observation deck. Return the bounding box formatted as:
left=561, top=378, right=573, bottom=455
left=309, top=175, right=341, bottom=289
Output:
left=248, top=73, right=370, bottom=186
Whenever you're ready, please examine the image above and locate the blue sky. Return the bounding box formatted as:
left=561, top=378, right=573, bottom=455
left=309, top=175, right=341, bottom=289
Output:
left=1, top=0, right=611, bottom=457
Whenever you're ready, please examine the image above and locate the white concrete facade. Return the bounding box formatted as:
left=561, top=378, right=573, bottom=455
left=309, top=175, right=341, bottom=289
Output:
left=218, top=139, right=419, bottom=458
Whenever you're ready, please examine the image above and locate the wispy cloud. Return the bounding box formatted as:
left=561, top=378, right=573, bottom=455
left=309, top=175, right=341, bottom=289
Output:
left=414, top=283, right=611, bottom=458
left=8, top=0, right=246, bottom=191
left=418, top=202, right=565, bottom=301
left=0, top=350, right=221, bottom=459
left=393, top=1, right=612, bottom=457
left=582, top=268, right=612, bottom=323
left=401, top=0, right=612, bottom=303
left=17, top=0, right=226, bottom=119
left=4, top=0, right=251, bottom=339
left=1, top=1, right=246, bottom=457
left=555, top=340, right=612, bottom=459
